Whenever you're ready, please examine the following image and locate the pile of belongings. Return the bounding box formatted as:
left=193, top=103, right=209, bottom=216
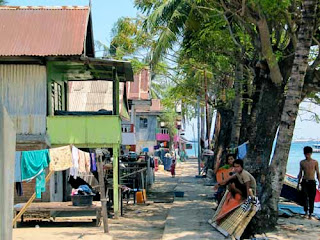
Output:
left=208, top=190, right=260, bottom=240
left=71, top=185, right=95, bottom=196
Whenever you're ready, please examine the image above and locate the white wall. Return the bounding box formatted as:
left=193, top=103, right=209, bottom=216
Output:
left=0, top=102, right=16, bottom=240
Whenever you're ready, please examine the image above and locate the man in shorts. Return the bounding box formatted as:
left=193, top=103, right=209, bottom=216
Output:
left=297, top=146, right=320, bottom=219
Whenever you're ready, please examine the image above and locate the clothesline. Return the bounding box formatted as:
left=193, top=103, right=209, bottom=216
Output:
left=226, top=141, right=249, bottom=151
left=15, top=145, right=98, bottom=199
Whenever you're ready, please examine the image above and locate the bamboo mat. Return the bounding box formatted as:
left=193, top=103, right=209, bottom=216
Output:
left=209, top=193, right=259, bottom=239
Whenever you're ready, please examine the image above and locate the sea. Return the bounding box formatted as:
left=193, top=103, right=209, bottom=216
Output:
left=186, top=141, right=320, bottom=177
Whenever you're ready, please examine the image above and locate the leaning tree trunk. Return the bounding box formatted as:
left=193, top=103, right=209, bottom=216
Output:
left=243, top=75, right=285, bottom=233
left=204, top=70, right=212, bottom=145
left=230, top=62, right=243, bottom=147
left=200, top=105, right=205, bottom=148
left=242, top=49, right=298, bottom=232
left=262, top=0, right=318, bottom=230
left=212, top=107, right=233, bottom=170
left=244, top=76, right=285, bottom=188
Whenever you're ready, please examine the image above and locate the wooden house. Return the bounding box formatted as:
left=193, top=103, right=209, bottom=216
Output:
left=126, top=69, right=165, bottom=153
left=0, top=6, right=133, bottom=216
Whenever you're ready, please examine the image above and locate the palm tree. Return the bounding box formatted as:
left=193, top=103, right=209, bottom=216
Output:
left=267, top=0, right=318, bottom=217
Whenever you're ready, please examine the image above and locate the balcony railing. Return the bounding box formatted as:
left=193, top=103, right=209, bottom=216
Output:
left=47, top=115, right=121, bottom=147
left=156, top=128, right=170, bottom=141
left=122, top=124, right=134, bottom=133
left=156, top=128, right=169, bottom=134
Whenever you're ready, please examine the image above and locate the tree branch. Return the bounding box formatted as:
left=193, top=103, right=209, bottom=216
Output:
left=223, top=14, right=243, bottom=52
left=257, top=16, right=283, bottom=85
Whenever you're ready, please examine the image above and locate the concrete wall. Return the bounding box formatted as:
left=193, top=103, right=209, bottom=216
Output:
left=50, top=172, right=63, bottom=202
left=136, top=141, right=157, bottom=154
left=135, top=115, right=157, bottom=142
left=0, top=102, right=16, bottom=240
left=135, top=115, right=157, bottom=153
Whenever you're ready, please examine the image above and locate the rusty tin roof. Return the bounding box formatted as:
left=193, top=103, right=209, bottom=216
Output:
left=0, top=6, right=90, bottom=56
left=127, top=68, right=151, bottom=100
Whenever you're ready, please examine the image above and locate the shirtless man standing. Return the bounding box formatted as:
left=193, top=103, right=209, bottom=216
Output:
left=297, top=146, right=320, bottom=219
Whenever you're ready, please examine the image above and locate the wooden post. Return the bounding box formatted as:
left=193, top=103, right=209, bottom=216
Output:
left=112, top=68, right=120, bottom=116
left=97, top=155, right=109, bottom=233
left=12, top=171, right=54, bottom=227
left=113, top=146, right=119, bottom=217
left=47, top=62, right=53, bottom=116
left=146, top=152, right=149, bottom=191
left=197, top=96, right=201, bottom=175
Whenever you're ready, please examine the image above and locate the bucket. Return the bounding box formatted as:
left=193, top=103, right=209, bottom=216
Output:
left=136, top=191, right=145, bottom=204
left=71, top=195, right=93, bottom=206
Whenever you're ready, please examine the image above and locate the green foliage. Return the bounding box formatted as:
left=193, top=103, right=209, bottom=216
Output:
left=253, top=0, right=291, bottom=16
left=109, top=0, right=314, bottom=134
left=110, top=17, right=154, bottom=61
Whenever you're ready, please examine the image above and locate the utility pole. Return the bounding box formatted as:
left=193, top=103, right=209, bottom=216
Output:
left=197, top=96, right=201, bottom=175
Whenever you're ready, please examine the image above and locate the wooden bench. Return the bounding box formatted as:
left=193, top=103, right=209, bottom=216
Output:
left=13, top=201, right=102, bottom=228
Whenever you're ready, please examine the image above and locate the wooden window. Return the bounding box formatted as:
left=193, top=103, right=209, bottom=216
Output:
left=139, top=117, right=148, bottom=129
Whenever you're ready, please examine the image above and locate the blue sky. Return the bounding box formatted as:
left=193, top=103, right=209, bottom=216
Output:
left=7, top=0, right=137, bottom=47
left=6, top=0, right=320, bottom=140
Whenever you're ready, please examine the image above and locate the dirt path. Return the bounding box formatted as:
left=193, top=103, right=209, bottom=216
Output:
left=12, top=158, right=320, bottom=240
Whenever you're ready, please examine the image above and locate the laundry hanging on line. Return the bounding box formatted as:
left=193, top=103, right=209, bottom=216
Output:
left=90, top=153, right=97, bottom=172
left=237, top=142, right=248, bottom=160
left=49, top=145, right=73, bottom=171
left=69, top=147, right=97, bottom=179
left=21, top=149, right=51, bottom=198
left=14, top=145, right=96, bottom=198
left=70, top=146, right=79, bottom=179
left=15, top=151, right=22, bottom=182
left=84, top=152, right=91, bottom=173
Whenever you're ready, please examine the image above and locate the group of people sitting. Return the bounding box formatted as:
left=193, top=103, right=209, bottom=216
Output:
left=213, top=154, right=256, bottom=203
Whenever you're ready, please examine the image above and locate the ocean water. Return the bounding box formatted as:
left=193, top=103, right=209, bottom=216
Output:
left=286, top=141, right=320, bottom=176
left=186, top=142, right=198, bottom=158
left=185, top=141, right=319, bottom=176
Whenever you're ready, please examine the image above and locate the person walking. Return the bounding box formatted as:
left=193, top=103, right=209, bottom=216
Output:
left=170, top=158, right=176, bottom=178
left=297, top=146, right=320, bottom=219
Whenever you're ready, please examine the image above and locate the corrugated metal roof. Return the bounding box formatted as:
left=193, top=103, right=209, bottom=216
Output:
left=0, top=64, right=47, bottom=134
left=136, top=99, right=162, bottom=113
left=68, top=81, right=129, bottom=120
left=0, top=6, right=90, bottom=56
left=127, top=68, right=150, bottom=100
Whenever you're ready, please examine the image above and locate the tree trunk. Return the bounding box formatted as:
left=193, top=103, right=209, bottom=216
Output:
left=243, top=76, right=285, bottom=233
left=263, top=0, right=317, bottom=229
left=230, top=62, right=243, bottom=147
left=212, top=108, right=233, bottom=170
left=204, top=70, right=211, bottom=145
left=201, top=105, right=205, bottom=148
left=244, top=76, right=284, bottom=185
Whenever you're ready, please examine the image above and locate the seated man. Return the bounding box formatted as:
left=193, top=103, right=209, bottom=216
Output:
left=217, top=159, right=256, bottom=199
left=213, top=154, right=236, bottom=203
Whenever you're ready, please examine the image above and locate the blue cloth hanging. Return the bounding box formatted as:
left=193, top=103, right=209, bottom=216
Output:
left=21, top=149, right=50, bottom=198
left=237, top=142, right=248, bottom=160
left=15, top=151, right=22, bottom=182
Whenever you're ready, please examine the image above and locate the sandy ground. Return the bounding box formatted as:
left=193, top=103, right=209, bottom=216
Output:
left=12, top=166, right=178, bottom=240
left=261, top=216, right=320, bottom=240
left=12, top=159, right=320, bottom=240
